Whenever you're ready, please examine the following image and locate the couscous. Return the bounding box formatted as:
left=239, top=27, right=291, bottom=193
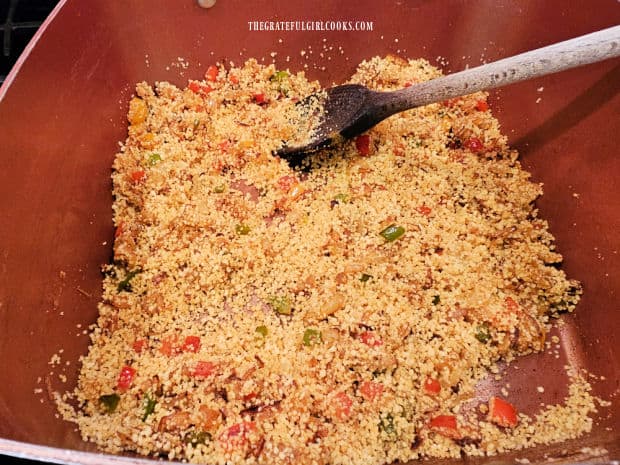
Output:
left=61, top=56, right=596, bottom=465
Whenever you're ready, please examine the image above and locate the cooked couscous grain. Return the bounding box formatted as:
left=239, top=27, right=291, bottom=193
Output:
left=62, top=56, right=598, bottom=465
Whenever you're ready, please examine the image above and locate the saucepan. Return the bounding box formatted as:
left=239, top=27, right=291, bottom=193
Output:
left=0, top=0, right=618, bottom=464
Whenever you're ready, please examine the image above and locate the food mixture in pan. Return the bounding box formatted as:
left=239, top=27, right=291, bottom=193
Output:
left=60, top=56, right=598, bottom=464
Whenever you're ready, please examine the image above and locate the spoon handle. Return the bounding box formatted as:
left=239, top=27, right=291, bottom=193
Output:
left=384, top=25, right=620, bottom=112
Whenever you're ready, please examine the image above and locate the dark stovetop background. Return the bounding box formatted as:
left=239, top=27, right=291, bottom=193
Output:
left=0, top=0, right=60, bottom=85
left=1, top=0, right=64, bottom=461
left=1, top=456, right=52, bottom=465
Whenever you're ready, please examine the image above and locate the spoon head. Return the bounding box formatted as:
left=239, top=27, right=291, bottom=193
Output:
left=276, top=84, right=374, bottom=166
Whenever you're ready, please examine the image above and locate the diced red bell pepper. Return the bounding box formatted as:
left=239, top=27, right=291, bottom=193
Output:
left=465, top=137, right=484, bottom=153
left=355, top=134, right=371, bottom=156
left=488, top=396, right=518, bottom=428
left=205, top=65, right=219, bottom=82
left=430, top=414, right=456, bottom=429
left=188, top=81, right=202, bottom=93
left=359, top=331, right=383, bottom=347
left=219, top=421, right=256, bottom=451
left=417, top=205, right=432, bottom=216
left=253, top=92, right=266, bottom=104
left=333, top=391, right=353, bottom=420
left=187, top=80, right=213, bottom=94
left=192, top=361, right=217, bottom=378
left=429, top=414, right=460, bottom=438
left=475, top=99, right=489, bottom=111
left=242, top=391, right=258, bottom=402
left=229, top=74, right=239, bottom=85
left=117, top=365, right=136, bottom=391
left=359, top=381, right=384, bottom=402
left=130, top=170, right=146, bottom=183
left=424, top=377, right=441, bottom=395
left=132, top=339, right=146, bottom=354
left=182, top=335, right=201, bottom=353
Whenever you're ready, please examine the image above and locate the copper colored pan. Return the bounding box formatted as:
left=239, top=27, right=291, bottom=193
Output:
left=0, top=1, right=618, bottom=464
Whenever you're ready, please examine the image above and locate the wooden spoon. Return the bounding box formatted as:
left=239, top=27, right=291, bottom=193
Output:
left=277, top=26, right=620, bottom=165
